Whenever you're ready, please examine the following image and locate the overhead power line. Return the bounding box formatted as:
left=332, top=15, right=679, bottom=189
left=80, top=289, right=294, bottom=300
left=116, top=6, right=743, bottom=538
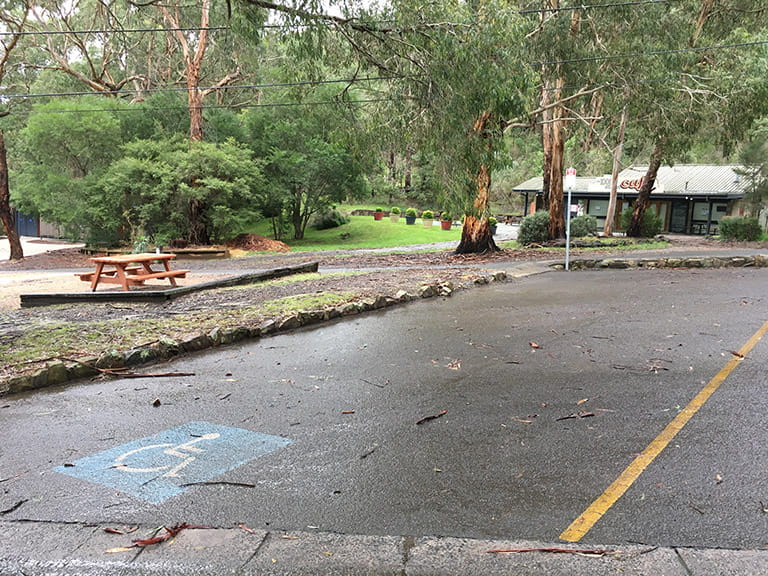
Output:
left=13, top=97, right=402, bottom=116
left=0, top=1, right=670, bottom=37
left=537, top=38, right=768, bottom=67
left=0, top=76, right=394, bottom=101
left=519, top=0, right=668, bottom=15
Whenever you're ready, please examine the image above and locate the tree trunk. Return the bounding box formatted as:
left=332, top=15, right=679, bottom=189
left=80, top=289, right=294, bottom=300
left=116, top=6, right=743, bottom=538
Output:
left=292, top=186, right=304, bottom=240
left=455, top=111, right=498, bottom=254
left=603, top=103, right=628, bottom=237
left=543, top=72, right=566, bottom=240
left=548, top=102, right=566, bottom=239
left=627, top=142, right=663, bottom=237
left=0, top=130, right=23, bottom=260
left=455, top=164, right=498, bottom=254
left=188, top=79, right=205, bottom=142
left=403, top=147, right=412, bottom=192
left=540, top=78, right=553, bottom=211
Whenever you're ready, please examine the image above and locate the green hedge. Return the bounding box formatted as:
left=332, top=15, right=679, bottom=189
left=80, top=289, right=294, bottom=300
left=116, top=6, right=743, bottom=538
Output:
left=620, top=207, right=662, bottom=237
left=569, top=214, right=597, bottom=237
left=719, top=216, right=762, bottom=241
left=518, top=210, right=550, bottom=245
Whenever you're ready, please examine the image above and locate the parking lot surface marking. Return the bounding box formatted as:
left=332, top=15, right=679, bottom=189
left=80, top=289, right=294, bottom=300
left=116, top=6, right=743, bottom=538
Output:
left=54, top=421, right=291, bottom=504
left=560, top=319, right=768, bottom=543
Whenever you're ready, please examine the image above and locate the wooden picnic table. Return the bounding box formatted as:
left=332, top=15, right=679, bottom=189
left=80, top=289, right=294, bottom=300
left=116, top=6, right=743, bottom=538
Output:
left=76, top=253, right=190, bottom=292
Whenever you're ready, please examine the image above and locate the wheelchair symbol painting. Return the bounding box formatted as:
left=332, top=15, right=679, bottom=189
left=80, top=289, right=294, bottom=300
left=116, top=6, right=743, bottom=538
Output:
left=55, top=422, right=291, bottom=504
left=113, top=433, right=221, bottom=478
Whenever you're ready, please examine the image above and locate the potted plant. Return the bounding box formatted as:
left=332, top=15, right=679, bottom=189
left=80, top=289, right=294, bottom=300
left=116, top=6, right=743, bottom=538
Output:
left=421, top=210, right=434, bottom=228
left=488, top=216, right=498, bottom=235
left=373, top=207, right=385, bottom=221
left=404, top=207, right=418, bottom=225
left=440, top=211, right=453, bottom=230
left=390, top=206, right=401, bottom=223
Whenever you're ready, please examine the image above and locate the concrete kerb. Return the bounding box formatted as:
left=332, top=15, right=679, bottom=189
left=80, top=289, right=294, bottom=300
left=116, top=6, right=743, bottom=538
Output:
left=1, top=266, right=510, bottom=397
left=551, top=253, right=768, bottom=271
left=1, top=521, right=767, bottom=575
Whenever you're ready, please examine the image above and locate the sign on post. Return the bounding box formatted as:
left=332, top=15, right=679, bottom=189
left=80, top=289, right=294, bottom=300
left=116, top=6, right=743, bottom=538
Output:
left=565, top=167, right=576, bottom=271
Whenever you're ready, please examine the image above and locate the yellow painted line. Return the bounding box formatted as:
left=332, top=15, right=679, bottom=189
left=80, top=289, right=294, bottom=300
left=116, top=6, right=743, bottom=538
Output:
left=560, top=319, right=768, bottom=543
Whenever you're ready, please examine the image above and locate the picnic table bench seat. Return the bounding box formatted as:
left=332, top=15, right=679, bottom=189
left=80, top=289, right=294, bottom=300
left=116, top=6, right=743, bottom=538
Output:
left=75, top=265, right=142, bottom=282
left=127, top=269, right=190, bottom=282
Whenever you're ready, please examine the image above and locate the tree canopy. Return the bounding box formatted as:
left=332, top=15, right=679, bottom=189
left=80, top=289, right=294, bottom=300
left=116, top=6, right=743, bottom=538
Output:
left=2, top=0, right=768, bottom=255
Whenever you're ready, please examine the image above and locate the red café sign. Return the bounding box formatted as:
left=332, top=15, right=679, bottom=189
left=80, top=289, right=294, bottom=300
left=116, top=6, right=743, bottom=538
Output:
left=620, top=177, right=644, bottom=191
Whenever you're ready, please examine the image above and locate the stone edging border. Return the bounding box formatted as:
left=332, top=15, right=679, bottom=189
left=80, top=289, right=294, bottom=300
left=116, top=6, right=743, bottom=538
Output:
left=1, top=270, right=509, bottom=397
left=551, top=254, right=768, bottom=270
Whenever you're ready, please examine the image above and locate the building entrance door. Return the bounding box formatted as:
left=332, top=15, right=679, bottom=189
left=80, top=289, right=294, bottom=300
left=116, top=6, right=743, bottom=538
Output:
left=669, top=201, right=688, bottom=233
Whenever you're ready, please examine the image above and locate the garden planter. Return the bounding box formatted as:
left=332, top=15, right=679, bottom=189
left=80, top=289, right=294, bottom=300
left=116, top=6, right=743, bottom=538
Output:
left=405, top=216, right=417, bottom=225
left=422, top=219, right=434, bottom=228
left=373, top=211, right=384, bottom=221
left=440, top=220, right=452, bottom=230
left=390, top=214, right=400, bottom=223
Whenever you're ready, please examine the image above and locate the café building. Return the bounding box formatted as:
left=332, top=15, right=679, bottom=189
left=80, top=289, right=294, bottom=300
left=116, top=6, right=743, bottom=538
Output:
left=513, top=164, right=750, bottom=235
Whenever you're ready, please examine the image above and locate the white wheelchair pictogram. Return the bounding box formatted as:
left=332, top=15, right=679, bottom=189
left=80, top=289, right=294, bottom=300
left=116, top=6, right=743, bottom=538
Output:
left=113, top=433, right=221, bottom=478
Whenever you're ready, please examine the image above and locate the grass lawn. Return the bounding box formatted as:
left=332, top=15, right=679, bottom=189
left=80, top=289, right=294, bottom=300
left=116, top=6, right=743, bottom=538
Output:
left=247, top=215, right=462, bottom=251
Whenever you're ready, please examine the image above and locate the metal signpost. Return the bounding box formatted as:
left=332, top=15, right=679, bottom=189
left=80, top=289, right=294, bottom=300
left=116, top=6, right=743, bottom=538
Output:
left=565, top=167, right=576, bottom=271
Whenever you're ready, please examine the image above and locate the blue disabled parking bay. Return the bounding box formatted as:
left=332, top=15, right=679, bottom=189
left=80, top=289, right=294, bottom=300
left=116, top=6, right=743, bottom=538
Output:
left=54, top=421, right=291, bottom=504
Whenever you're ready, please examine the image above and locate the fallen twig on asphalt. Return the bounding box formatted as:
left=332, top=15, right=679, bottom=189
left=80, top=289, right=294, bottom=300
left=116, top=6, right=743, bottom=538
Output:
left=555, top=411, right=595, bottom=421
left=487, top=547, right=615, bottom=556
left=416, top=410, right=448, bottom=425
left=0, top=499, right=27, bottom=515
left=180, top=481, right=255, bottom=488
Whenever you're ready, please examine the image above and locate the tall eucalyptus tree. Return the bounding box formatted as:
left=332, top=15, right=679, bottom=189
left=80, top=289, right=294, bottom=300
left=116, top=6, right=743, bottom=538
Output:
left=235, top=0, right=534, bottom=254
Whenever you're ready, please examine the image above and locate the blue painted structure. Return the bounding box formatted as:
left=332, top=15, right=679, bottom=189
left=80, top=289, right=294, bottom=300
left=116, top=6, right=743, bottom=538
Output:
left=54, top=421, right=291, bottom=504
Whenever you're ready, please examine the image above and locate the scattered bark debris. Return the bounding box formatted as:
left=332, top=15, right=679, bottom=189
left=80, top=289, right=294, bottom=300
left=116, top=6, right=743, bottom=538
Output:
left=360, top=378, right=387, bottom=389
left=688, top=503, right=706, bottom=515
left=728, top=350, right=745, bottom=359
left=556, top=411, right=595, bottom=421
left=341, top=410, right=356, bottom=415
left=152, top=398, right=162, bottom=407
left=106, top=523, right=210, bottom=553
left=238, top=523, right=256, bottom=534
left=0, top=472, right=25, bottom=484
left=0, top=499, right=27, bottom=515
left=488, top=547, right=615, bottom=556
left=529, top=341, right=540, bottom=349
left=360, top=446, right=378, bottom=459
left=416, top=410, right=448, bottom=425
left=104, top=526, right=138, bottom=535
left=446, top=359, right=461, bottom=370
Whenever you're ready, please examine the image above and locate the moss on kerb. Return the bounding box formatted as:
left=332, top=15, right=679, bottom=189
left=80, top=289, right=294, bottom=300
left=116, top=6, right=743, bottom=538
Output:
left=1, top=273, right=507, bottom=397
left=551, top=254, right=768, bottom=271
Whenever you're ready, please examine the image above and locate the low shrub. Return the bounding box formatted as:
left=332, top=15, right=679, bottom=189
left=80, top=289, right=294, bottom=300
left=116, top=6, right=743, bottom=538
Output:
left=421, top=210, right=434, bottom=219
left=569, top=214, right=597, bottom=237
left=719, top=216, right=762, bottom=241
left=312, top=208, right=350, bottom=230
left=620, top=207, right=662, bottom=237
left=518, top=210, right=550, bottom=245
